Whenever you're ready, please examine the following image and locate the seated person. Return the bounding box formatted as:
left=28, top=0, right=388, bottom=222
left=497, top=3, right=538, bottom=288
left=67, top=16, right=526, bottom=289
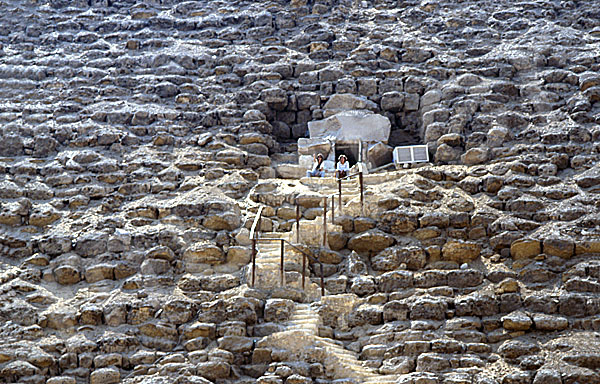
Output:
left=336, top=154, right=350, bottom=179
left=306, top=153, right=325, bottom=177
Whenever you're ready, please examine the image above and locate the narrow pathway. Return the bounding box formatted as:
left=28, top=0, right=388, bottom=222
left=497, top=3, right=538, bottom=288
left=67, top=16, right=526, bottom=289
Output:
left=253, top=177, right=401, bottom=381
left=277, top=303, right=401, bottom=383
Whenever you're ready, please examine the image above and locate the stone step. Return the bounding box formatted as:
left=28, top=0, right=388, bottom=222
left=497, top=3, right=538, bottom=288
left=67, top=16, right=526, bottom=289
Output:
left=362, top=375, right=401, bottom=383
left=289, top=317, right=319, bottom=324
left=289, top=310, right=317, bottom=316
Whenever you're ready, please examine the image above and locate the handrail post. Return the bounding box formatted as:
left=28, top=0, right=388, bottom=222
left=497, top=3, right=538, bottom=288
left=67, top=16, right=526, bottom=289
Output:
left=359, top=171, right=364, bottom=216
left=251, top=238, right=256, bottom=287
left=280, top=239, right=284, bottom=287
left=331, top=195, right=335, bottom=223
left=295, top=204, right=300, bottom=243
left=302, top=253, right=306, bottom=289
left=338, top=177, right=342, bottom=215
left=320, top=263, right=324, bottom=296
left=322, top=197, right=327, bottom=248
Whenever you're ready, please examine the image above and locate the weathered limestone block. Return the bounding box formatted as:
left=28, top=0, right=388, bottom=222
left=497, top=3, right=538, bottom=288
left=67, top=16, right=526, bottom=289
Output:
left=510, top=239, right=541, bottom=259
left=285, top=374, right=313, bottom=384
left=27, top=349, right=54, bottom=369
left=349, top=304, right=383, bottom=326
left=350, top=275, right=377, bottom=296
left=227, top=246, right=252, bottom=264
left=182, top=322, right=216, bottom=340
left=410, top=297, right=447, bottom=320
left=47, top=377, right=76, bottom=384
left=145, top=246, right=175, bottom=261
left=218, top=336, right=254, bottom=353
left=378, top=270, right=414, bottom=292
left=296, top=193, right=324, bottom=208
left=0, top=203, right=23, bottom=226
left=447, top=269, right=483, bottom=288
left=90, top=367, right=120, bottom=384
left=441, top=240, right=481, bottom=263
left=533, top=370, right=562, bottom=384
left=371, top=245, right=427, bottom=271
left=532, top=314, right=568, bottom=331
left=196, top=361, right=231, bottom=381
left=29, top=204, right=61, bottom=227
left=0, top=134, right=24, bottom=156
left=455, top=293, right=498, bottom=317
left=498, top=339, right=540, bottom=360
left=260, top=87, right=288, bottom=109
left=297, top=138, right=331, bottom=156
left=461, top=147, right=488, bottom=165
left=197, top=297, right=258, bottom=325
left=415, top=270, right=448, bottom=288
left=378, top=209, right=419, bottom=234
left=162, top=298, right=195, bottom=325
left=75, top=232, right=108, bottom=257
left=0, top=360, right=40, bottom=379
left=421, top=89, right=442, bottom=108
left=204, top=212, right=241, bottom=231
left=93, top=353, right=122, bottom=368
left=140, top=259, right=171, bottom=275
left=54, top=265, right=81, bottom=285
left=184, top=242, right=224, bottom=265
left=543, top=237, right=574, bottom=259
left=575, top=164, right=600, bottom=188
left=381, top=92, right=404, bottom=112
left=360, top=344, right=386, bottom=360
left=79, top=304, right=103, bottom=325
left=383, top=300, right=409, bottom=322
left=416, top=353, right=451, bottom=372
left=308, top=111, right=391, bottom=143
left=576, top=240, right=600, bottom=255
left=264, top=299, right=294, bottom=322
left=85, top=264, right=115, bottom=283
left=347, top=230, right=395, bottom=254
left=434, top=144, right=461, bottom=163
left=44, top=306, right=78, bottom=330
left=502, top=311, right=532, bottom=331
left=323, top=93, right=375, bottom=111
left=367, top=142, right=393, bottom=167
left=327, top=232, right=348, bottom=251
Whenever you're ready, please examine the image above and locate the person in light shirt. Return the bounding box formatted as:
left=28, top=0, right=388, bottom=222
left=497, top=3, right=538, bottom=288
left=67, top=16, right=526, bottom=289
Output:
left=335, top=154, right=349, bottom=179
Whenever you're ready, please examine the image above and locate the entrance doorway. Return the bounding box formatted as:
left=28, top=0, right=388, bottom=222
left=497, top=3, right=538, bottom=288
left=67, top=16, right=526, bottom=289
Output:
left=335, top=143, right=359, bottom=166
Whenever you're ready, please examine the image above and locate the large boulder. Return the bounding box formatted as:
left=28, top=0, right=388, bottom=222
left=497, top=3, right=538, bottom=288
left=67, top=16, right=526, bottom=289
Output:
left=442, top=241, right=481, bottom=263
left=297, top=138, right=332, bottom=156
left=347, top=230, right=395, bottom=255
left=184, top=242, right=224, bottom=265
left=308, top=111, right=391, bottom=143
left=510, top=239, right=541, bottom=259
left=371, top=245, right=427, bottom=271
left=323, top=93, right=376, bottom=111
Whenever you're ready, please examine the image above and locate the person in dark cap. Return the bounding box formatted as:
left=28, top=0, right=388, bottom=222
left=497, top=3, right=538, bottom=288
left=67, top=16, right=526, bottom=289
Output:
left=306, top=153, right=325, bottom=177
left=335, top=154, right=349, bottom=179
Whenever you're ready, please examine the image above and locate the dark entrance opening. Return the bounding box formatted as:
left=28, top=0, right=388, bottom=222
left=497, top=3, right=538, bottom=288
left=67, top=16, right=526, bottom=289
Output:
left=335, top=143, right=359, bottom=166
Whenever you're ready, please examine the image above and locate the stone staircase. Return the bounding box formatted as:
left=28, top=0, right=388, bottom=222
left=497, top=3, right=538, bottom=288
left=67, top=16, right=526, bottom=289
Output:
left=259, top=302, right=401, bottom=382
left=246, top=230, right=324, bottom=302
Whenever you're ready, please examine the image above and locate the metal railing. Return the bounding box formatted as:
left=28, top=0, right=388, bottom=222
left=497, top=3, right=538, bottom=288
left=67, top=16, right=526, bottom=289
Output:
left=250, top=206, right=325, bottom=296
left=336, top=171, right=364, bottom=217
left=248, top=171, right=365, bottom=296
left=318, top=171, right=364, bottom=247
